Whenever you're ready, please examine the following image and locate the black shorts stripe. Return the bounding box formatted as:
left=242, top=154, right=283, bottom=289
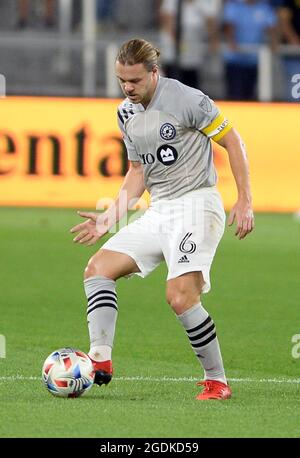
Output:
left=191, top=332, right=216, bottom=348
left=88, top=295, right=117, bottom=308
left=87, top=302, right=118, bottom=315
left=188, top=323, right=215, bottom=342
left=88, top=290, right=117, bottom=303
left=186, top=316, right=211, bottom=334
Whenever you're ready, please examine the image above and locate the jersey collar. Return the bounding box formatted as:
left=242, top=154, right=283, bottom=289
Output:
left=144, top=75, right=163, bottom=111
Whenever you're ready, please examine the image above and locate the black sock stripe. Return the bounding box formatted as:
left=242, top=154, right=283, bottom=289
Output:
left=191, top=332, right=217, bottom=348
left=88, top=290, right=117, bottom=302
left=186, top=316, right=211, bottom=334
left=87, top=303, right=118, bottom=315
left=188, top=323, right=215, bottom=342
left=88, top=295, right=117, bottom=307
left=87, top=299, right=117, bottom=311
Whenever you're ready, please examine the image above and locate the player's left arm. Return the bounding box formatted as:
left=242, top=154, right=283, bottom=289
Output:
left=182, top=89, right=254, bottom=239
left=216, top=127, right=254, bottom=240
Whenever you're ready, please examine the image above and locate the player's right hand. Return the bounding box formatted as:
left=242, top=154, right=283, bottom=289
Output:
left=70, top=211, right=109, bottom=246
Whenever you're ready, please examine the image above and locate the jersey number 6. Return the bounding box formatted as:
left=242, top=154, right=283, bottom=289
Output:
left=179, top=233, right=196, bottom=254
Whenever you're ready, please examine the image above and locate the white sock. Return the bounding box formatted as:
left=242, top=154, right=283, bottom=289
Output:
left=84, top=275, right=118, bottom=355
left=89, top=345, right=112, bottom=362
left=177, top=303, right=227, bottom=384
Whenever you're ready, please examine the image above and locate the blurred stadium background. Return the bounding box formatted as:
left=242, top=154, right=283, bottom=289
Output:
left=0, top=0, right=299, bottom=100
left=0, top=0, right=299, bottom=439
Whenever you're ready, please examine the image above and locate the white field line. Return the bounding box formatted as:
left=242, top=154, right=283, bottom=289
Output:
left=0, top=375, right=300, bottom=384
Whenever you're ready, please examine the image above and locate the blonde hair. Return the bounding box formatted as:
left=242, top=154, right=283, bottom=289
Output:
left=116, top=39, right=160, bottom=71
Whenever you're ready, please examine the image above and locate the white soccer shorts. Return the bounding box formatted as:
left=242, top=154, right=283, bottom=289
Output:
left=102, top=187, right=225, bottom=293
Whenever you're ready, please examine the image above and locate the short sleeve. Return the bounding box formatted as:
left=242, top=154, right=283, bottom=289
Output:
left=182, top=91, right=219, bottom=129
left=181, top=89, right=233, bottom=142
left=117, top=111, right=140, bottom=162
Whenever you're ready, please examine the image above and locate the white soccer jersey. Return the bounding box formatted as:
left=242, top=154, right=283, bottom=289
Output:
left=117, top=76, right=232, bottom=201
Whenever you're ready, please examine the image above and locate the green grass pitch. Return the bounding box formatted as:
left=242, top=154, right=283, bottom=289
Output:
left=0, top=208, right=299, bottom=438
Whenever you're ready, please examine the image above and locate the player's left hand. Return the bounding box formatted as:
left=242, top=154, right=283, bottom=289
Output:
left=70, top=211, right=108, bottom=246
left=228, top=199, right=254, bottom=240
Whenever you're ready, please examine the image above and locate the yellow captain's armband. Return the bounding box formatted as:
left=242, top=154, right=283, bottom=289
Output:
left=201, top=113, right=233, bottom=141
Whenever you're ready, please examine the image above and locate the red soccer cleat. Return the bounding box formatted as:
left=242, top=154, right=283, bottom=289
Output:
left=196, top=380, right=232, bottom=400
left=89, top=358, right=113, bottom=386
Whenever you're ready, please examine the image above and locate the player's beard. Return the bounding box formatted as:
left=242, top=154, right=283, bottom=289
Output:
left=127, top=94, right=140, bottom=102
left=126, top=76, right=154, bottom=105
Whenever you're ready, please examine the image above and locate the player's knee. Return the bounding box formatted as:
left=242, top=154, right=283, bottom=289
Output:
left=166, top=289, right=192, bottom=315
left=84, top=253, right=108, bottom=279
left=84, top=257, right=99, bottom=279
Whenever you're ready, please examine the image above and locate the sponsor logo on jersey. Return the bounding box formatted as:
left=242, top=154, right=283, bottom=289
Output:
left=156, top=145, right=178, bottom=166
left=178, top=255, right=190, bottom=263
left=160, top=123, right=176, bottom=140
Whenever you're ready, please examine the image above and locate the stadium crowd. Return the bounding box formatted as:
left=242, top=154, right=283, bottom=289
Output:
left=2, top=0, right=300, bottom=101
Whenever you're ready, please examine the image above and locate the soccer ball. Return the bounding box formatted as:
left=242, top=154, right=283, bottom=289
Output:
left=42, top=348, right=95, bottom=398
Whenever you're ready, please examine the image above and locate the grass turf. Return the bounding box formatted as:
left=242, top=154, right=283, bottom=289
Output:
left=0, top=208, right=299, bottom=438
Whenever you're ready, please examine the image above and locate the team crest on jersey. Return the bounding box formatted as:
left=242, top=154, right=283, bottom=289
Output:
left=160, top=123, right=176, bottom=141
left=157, top=145, right=178, bottom=166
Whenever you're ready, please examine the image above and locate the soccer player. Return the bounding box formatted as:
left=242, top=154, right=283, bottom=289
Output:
left=70, top=39, right=254, bottom=400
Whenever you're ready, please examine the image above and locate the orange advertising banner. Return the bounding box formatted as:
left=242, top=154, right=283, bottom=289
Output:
left=0, top=97, right=299, bottom=211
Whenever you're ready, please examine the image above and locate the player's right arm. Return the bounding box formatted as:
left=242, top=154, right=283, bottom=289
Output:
left=70, top=160, right=145, bottom=246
